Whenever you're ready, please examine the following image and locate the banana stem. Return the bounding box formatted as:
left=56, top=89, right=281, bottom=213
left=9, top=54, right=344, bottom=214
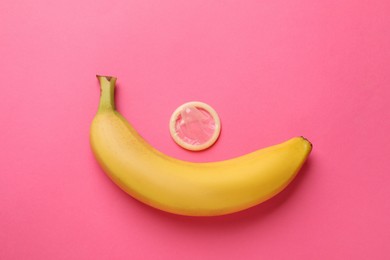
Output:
left=97, top=75, right=117, bottom=112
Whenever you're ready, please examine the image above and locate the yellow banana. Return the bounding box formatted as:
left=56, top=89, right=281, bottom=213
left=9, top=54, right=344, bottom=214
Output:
left=90, top=76, right=312, bottom=216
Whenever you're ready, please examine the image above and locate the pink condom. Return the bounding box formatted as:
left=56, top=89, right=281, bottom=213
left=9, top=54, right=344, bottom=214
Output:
left=169, top=102, right=221, bottom=151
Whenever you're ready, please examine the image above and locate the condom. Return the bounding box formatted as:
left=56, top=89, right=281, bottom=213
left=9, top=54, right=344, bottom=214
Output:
left=169, top=102, right=221, bottom=151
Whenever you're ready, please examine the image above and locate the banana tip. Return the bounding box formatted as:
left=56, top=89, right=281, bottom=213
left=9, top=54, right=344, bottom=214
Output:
left=96, top=75, right=117, bottom=82
left=300, top=136, right=313, bottom=149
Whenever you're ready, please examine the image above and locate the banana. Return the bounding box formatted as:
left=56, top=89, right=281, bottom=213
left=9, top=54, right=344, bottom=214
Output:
left=90, top=76, right=312, bottom=216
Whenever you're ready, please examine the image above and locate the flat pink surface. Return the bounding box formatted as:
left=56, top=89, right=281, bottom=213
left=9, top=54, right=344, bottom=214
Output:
left=1, top=1, right=389, bottom=259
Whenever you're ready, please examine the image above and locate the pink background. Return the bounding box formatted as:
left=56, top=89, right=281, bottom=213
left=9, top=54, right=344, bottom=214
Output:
left=1, top=0, right=389, bottom=259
